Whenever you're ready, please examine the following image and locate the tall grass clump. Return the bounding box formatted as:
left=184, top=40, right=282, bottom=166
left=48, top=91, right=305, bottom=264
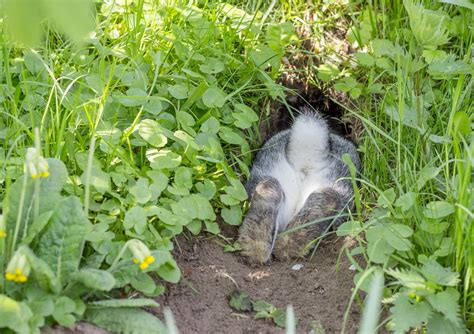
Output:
left=326, top=0, right=473, bottom=332
left=0, top=0, right=297, bottom=332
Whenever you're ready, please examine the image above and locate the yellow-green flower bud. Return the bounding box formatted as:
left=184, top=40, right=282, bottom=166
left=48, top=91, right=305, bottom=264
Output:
left=24, top=147, right=49, bottom=179
left=5, top=248, right=30, bottom=283
left=127, top=239, right=155, bottom=270
left=0, top=214, right=6, bottom=238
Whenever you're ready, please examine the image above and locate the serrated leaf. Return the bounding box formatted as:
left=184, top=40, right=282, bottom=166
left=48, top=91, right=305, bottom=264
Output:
left=421, top=260, right=460, bottom=287
left=228, top=290, right=252, bottom=312
left=390, top=294, right=432, bottom=334
left=386, top=268, right=426, bottom=290
left=71, top=268, right=116, bottom=291
left=426, top=312, right=466, bottom=334
left=426, top=288, right=462, bottom=326
left=85, top=307, right=166, bottom=334
left=354, top=52, right=375, bottom=66
left=89, top=298, right=159, bottom=308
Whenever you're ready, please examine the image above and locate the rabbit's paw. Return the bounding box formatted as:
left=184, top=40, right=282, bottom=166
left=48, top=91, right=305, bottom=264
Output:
left=273, top=231, right=310, bottom=261
left=238, top=219, right=273, bottom=265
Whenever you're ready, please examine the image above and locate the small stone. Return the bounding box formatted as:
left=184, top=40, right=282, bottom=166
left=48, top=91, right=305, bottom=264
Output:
left=291, top=263, right=304, bottom=271
left=349, top=264, right=356, bottom=271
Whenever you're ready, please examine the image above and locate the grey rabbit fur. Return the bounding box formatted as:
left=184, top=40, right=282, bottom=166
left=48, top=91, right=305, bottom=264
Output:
left=238, top=107, right=361, bottom=264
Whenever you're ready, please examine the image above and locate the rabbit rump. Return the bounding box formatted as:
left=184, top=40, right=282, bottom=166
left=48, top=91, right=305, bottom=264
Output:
left=238, top=108, right=361, bottom=264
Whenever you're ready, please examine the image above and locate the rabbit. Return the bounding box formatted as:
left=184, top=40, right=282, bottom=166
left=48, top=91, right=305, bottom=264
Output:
left=238, top=107, right=361, bottom=264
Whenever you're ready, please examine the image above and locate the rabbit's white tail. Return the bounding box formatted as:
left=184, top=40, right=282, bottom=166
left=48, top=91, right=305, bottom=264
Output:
left=287, top=112, right=330, bottom=171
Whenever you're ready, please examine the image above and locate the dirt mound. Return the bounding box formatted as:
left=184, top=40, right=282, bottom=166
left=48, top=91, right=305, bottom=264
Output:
left=156, top=233, right=359, bottom=333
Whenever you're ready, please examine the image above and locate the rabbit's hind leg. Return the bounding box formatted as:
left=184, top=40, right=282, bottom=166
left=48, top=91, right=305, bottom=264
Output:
left=238, top=177, right=283, bottom=265
left=273, top=188, right=342, bottom=260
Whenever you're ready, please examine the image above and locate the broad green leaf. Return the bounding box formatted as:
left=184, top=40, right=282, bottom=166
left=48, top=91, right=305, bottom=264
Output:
left=85, top=307, right=166, bottom=334
left=80, top=167, right=111, bottom=194
left=453, top=112, right=471, bottom=136
left=219, top=127, right=245, bottom=145
left=354, top=52, right=375, bottom=66
left=221, top=205, right=242, bottom=226
left=205, top=220, right=220, bottom=234
left=37, top=196, right=90, bottom=283
left=233, top=103, right=259, bottom=129
left=21, top=211, right=53, bottom=245
left=23, top=50, right=44, bottom=74
left=200, top=116, right=220, bottom=134
left=196, top=179, right=217, bottom=199
left=53, top=296, right=77, bottom=327
left=174, top=167, right=193, bottom=189
left=147, top=149, right=182, bottom=169
left=131, top=273, right=156, bottom=295
left=439, top=0, right=474, bottom=10
left=0, top=294, right=33, bottom=334
left=366, top=225, right=395, bottom=263
left=424, top=201, right=455, bottom=219
left=71, top=268, right=116, bottom=291
left=428, top=56, right=473, bottom=78
left=156, top=259, right=181, bottom=283
left=202, top=87, right=226, bottom=108
left=89, top=298, right=159, bottom=308
left=168, top=84, right=189, bottom=99
left=22, top=246, right=60, bottom=294
left=138, top=119, right=168, bottom=148
left=124, top=206, right=147, bottom=234
left=336, top=220, right=363, bottom=236
left=316, top=63, right=340, bottom=82
left=420, top=220, right=450, bottom=234
left=250, top=45, right=280, bottom=69
left=5, top=158, right=67, bottom=234
left=416, top=166, right=440, bottom=190
left=174, top=130, right=201, bottom=150
left=403, top=0, right=449, bottom=49
left=130, top=178, right=152, bottom=204
left=199, top=58, right=225, bottom=74
left=394, top=192, right=416, bottom=212
left=371, top=39, right=396, bottom=58
left=117, top=88, right=148, bottom=107
left=377, top=188, right=396, bottom=207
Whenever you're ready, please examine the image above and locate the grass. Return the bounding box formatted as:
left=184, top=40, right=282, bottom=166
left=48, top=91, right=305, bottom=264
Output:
left=0, top=0, right=472, bottom=333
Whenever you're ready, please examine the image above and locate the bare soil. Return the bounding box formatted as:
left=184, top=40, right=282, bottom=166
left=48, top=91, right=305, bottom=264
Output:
left=156, top=231, right=360, bottom=334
